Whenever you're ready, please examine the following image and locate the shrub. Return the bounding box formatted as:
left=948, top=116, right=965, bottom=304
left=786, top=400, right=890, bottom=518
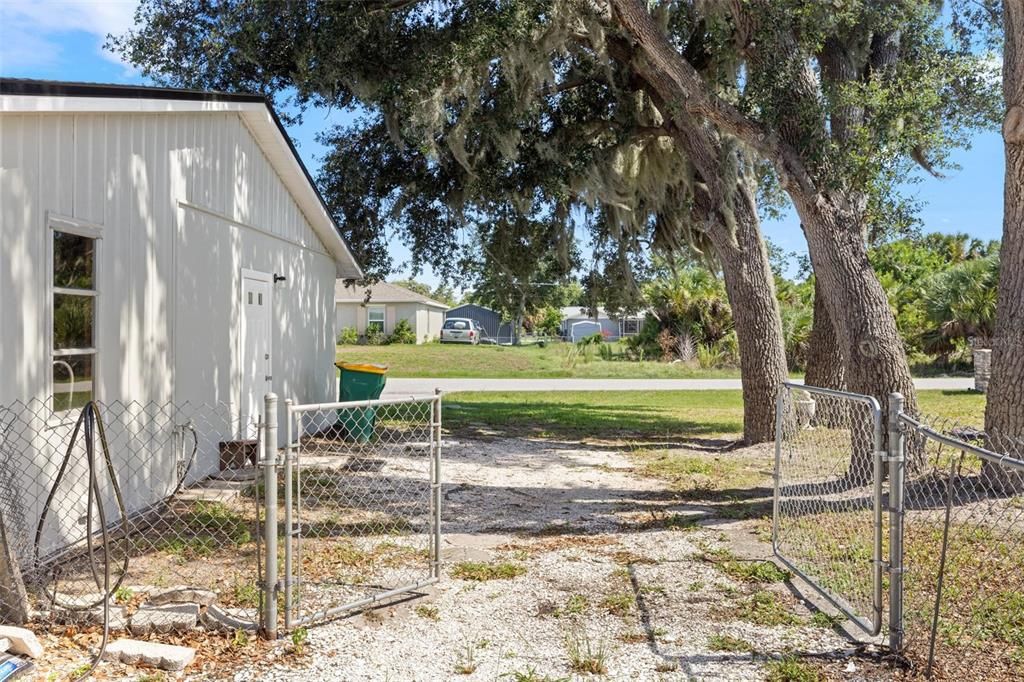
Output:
left=534, top=306, right=563, bottom=337
left=365, top=327, right=386, bottom=345
left=337, top=326, right=359, bottom=345
left=388, top=318, right=417, bottom=344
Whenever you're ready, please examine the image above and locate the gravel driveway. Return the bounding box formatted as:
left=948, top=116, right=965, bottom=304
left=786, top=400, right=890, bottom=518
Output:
left=231, top=436, right=869, bottom=682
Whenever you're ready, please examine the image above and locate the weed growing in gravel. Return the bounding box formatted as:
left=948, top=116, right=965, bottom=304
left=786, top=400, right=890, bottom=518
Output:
left=810, top=611, right=845, bottom=629
left=504, top=668, right=569, bottom=682
left=415, top=604, right=440, bottom=621
left=454, top=642, right=478, bottom=675
left=556, top=594, right=588, bottom=617
left=733, top=591, right=802, bottom=626
left=451, top=561, right=526, bottom=581
left=707, top=634, right=754, bottom=653
left=655, top=660, right=680, bottom=672
left=565, top=631, right=608, bottom=675
left=633, top=512, right=700, bottom=532
left=291, top=627, right=309, bottom=656
left=704, top=548, right=789, bottom=583
left=764, top=656, right=821, bottom=682
left=618, top=630, right=647, bottom=644
left=688, top=581, right=705, bottom=592
left=599, top=592, right=635, bottom=617
left=610, top=550, right=658, bottom=565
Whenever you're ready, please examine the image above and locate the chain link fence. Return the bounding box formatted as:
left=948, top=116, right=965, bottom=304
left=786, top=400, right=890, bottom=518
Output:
left=0, top=398, right=264, bottom=636
left=896, top=414, right=1024, bottom=680
left=772, top=382, right=884, bottom=635
left=282, top=394, right=442, bottom=629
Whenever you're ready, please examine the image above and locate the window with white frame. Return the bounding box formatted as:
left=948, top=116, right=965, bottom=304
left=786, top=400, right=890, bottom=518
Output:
left=51, top=220, right=99, bottom=412
left=367, top=305, right=386, bottom=333
left=622, top=318, right=640, bottom=336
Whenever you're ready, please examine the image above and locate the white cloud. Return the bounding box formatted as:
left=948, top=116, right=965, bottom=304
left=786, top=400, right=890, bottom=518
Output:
left=0, top=0, right=139, bottom=72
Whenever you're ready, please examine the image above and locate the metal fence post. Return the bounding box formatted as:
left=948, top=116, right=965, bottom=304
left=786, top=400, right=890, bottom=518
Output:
left=283, top=398, right=293, bottom=631
left=263, top=393, right=279, bottom=640
left=431, top=388, right=443, bottom=580
left=887, top=392, right=905, bottom=654
left=771, top=384, right=786, bottom=555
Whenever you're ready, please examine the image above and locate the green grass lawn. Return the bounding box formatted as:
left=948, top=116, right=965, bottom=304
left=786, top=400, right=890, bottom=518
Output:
left=442, top=389, right=987, bottom=441
left=337, top=341, right=744, bottom=379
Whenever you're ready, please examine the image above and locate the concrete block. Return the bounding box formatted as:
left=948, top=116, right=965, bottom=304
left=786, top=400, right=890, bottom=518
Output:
left=0, top=626, right=43, bottom=658
left=103, top=638, right=195, bottom=671
left=129, top=603, right=199, bottom=635
left=201, top=604, right=258, bottom=632
left=147, top=587, right=217, bottom=607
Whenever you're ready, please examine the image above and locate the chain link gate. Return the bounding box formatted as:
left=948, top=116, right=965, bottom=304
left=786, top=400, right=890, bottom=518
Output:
left=280, top=393, right=442, bottom=630
left=773, top=382, right=884, bottom=635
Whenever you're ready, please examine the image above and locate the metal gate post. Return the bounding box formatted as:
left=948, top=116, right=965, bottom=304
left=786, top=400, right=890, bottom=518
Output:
left=431, top=389, right=443, bottom=580
left=283, top=398, right=293, bottom=631
left=887, top=392, right=906, bottom=654
left=262, top=393, right=279, bottom=640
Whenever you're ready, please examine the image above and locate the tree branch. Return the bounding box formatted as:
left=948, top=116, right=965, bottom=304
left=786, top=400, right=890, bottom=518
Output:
left=607, top=0, right=814, bottom=194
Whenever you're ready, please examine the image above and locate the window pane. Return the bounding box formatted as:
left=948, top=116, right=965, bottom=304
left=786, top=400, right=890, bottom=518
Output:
left=53, top=231, right=95, bottom=290
left=54, top=294, right=94, bottom=349
left=53, top=354, right=94, bottom=411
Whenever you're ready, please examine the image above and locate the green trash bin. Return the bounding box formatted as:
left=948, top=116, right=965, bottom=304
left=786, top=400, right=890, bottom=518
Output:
left=336, top=362, right=389, bottom=442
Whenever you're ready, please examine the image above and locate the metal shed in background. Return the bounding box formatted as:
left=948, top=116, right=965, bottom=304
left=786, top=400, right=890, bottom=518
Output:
left=445, top=304, right=514, bottom=343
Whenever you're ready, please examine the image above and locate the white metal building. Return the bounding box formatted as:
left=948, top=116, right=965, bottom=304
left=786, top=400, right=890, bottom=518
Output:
left=336, top=281, right=448, bottom=344
left=0, top=79, right=362, bottom=433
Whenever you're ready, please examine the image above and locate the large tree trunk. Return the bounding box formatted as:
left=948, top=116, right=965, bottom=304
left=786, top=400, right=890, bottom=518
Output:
left=796, top=197, right=918, bottom=481
left=983, top=0, right=1024, bottom=487
left=707, top=189, right=789, bottom=445
left=804, top=277, right=845, bottom=391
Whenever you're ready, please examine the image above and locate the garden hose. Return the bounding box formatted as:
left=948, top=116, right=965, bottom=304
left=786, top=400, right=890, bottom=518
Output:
left=33, top=402, right=129, bottom=681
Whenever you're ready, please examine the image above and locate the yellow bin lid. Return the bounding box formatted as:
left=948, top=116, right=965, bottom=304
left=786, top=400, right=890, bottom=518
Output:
left=336, top=362, right=389, bottom=375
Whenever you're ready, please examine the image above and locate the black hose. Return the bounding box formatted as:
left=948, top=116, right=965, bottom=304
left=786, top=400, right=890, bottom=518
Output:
left=33, top=402, right=129, bottom=681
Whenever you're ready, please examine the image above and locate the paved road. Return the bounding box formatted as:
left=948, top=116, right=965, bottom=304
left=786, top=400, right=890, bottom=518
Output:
left=382, top=376, right=974, bottom=396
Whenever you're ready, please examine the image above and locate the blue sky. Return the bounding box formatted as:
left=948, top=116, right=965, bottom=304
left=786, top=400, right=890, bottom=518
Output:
left=0, top=0, right=1006, bottom=286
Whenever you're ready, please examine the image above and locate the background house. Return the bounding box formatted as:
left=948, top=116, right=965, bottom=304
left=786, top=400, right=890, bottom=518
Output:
left=336, top=281, right=448, bottom=343
left=560, top=306, right=646, bottom=342
left=446, top=303, right=515, bottom=343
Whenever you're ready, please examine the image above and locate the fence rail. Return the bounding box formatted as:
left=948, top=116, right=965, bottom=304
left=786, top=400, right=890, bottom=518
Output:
left=774, top=386, right=1024, bottom=679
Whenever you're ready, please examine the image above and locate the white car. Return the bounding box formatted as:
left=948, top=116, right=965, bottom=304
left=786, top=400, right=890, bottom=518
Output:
left=440, top=318, right=483, bottom=344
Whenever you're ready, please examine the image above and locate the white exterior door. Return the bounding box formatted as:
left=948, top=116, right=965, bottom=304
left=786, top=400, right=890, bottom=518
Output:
left=241, top=270, right=272, bottom=438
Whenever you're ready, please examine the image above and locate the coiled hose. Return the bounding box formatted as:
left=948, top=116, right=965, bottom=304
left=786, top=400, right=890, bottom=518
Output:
left=34, top=403, right=128, bottom=681
left=33, top=406, right=198, bottom=679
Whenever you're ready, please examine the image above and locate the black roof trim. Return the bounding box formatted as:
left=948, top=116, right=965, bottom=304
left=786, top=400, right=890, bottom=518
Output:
left=0, top=78, right=265, bottom=103
left=0, top=78, right=361, bottom=277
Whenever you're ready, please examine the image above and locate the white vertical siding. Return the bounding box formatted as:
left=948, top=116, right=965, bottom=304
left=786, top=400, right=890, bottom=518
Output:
left=0, top=110, right=337, bottom=409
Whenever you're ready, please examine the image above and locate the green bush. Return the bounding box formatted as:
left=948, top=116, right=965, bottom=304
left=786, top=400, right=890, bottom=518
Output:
left=365, top=327, right=386, bottom=345
left=337, top=326, right=359, bottom=345
left=534, top=306, right=563, bottom=337
left=388, top=318, right=417, bottom=344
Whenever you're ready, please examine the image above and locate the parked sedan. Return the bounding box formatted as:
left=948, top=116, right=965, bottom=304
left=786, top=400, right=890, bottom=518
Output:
left=440, top=318, right=483, bottom=344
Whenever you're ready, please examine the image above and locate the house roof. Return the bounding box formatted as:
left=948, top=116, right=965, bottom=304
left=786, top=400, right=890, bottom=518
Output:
left=0, top=78, right=362, bottom=279
left=559, top=306, right=647, bottom=321
left=335, top=281, right=449, bottom=310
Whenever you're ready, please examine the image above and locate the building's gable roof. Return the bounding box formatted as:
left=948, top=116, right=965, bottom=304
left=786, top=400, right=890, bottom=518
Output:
left=335, top=281, right=449, bottom=309
left=0, top=78, right=361, bottom=279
